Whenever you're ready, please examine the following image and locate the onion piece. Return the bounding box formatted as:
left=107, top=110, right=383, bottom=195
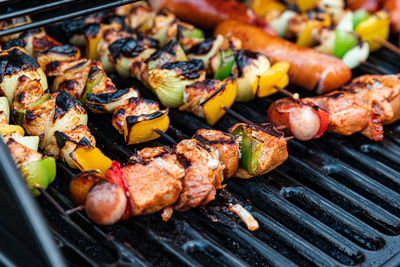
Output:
left=229, top=203, right=260, bottom=231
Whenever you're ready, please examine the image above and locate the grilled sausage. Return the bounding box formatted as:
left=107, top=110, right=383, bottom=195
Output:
left=383, top=0, right=400, bottom=33
left=346, top=0, right=381, bottom=12
left=85, top=182, right=127, bottom=225
left=267, top=98, right=329, bottom=141
left=149, top=0, right=276, bottom=35
left=214, top=20, right=352, bottom=94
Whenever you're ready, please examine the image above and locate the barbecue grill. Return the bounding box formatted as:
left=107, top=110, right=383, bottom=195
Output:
left=2, top=1, right=400, bottom=266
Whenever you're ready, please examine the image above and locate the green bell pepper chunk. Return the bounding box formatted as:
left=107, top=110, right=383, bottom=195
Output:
left=21, top=157, right=56, bottom=196
left=214, top=50, right=235, bottom=81
left=353, top=10, right=370, bottom=27
left=81, top=68, right=103, bottom=105
left=14, top=94, right=51, bottom=125
left=333, top=29, right=359, bottom=59
left=232, top=125, right=264, bottom=175
left=182, top=28, right=204, bottom=40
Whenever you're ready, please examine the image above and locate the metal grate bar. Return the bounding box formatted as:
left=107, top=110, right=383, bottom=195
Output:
left=0, top=0, right=139, bottom=37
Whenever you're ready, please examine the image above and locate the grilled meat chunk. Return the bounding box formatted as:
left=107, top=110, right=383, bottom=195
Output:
left=23, top=91, right=88, bottom=149
left=112, top=97, right=169, bottom=144
left=6, top=139, right=42, bottom=169
left=124, top=146, right=185, bottom=216
left=230, top=123, right=288, bottom=179
left=193, top=129, right=239, bottom=178
left=0, top=48, right=48, bottom=106
left=345, top=74, right=400, bottom=125
left=35, top=45, right=81, bottom=71
left=47, top=125, right=96, bottom=169
left=12, top=75, right=47, bottom=113
left=174, top=139, right=224, bottom=211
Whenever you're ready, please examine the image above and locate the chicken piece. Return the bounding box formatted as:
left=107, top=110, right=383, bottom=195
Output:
left=125, top=1, right=154, bottom=30
left=305, top=91, right=383, bottom=140
left=36, top=45, right=81, bottom=71
left=46, top=125, right=96, bottom=168
left=0, top=47, right=48, bottom=106
left=123, top=146, right=185, bottom=216
left=193, top=129, right=239, bottom=178
left=345, top=74, right=400, bottom=125
left=229, top=123, right=288, bottom=179
left=23, top=91, right=88, bottom=148
left=174, top=139, right=224, bottom=211
left=179, top=79, right=224, bottom=118
left=52, top=60, right=92, bottom=99
left=0, top=111, right=7, bottom=125
left=6, top=139, right=42, bottom=169
left=13, top=75, right=46, bottom=113
left=285, top=14, right=308, bottom=39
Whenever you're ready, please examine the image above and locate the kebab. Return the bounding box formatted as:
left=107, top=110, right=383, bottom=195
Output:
left=268, top=74, right=400, bottom=141
left=60, top=2, right=290, bottom=127
left=69, top=123, right=288, bottom=225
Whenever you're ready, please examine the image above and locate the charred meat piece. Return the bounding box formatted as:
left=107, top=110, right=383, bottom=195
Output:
left=0, top=48, right=48, bottom=106
left=123, top=146, right=185, bottom=216
left=6, top=139, right=42, bottom=169
left=305, top=91, right=384, bottom=141
left=193, top=129, right=239, bottom=178
left=47, top=125, right=96, bottom=169
left=12, top=75, right=47, bottom=114
left=230, top=123, right=288, bottom=179
left=345, top=74, right=400, bottom=125
left=35, top=45, right=81, bottom=71
left=174, top=139, right=224, bottom=211
left=112, top=97, right=169, bottom=145
left=23, top=91, right=88, bottom=149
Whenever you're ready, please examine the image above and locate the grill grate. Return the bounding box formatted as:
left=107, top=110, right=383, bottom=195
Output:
left=2, top=1, right=400, bottom=266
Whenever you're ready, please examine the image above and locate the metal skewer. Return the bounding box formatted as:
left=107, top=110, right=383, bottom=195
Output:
left=35, top=184, right=68, bottom=217
left=153, top=127, right=177, bottom=145
left=65, top=205, right=85, bottom=215
left=360, top=61, right=387, bottom=75
left=274, top=86, right=300, bottom=100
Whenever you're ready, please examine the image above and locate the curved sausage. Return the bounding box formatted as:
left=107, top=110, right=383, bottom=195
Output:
left=383, top=0, right=400, bottom=33
left=149, top=0, right=276, bottom=35
left=346, top=0, right=381, bottom=12
left=214, top=20, right=352, bottom=94
left=267, top=98, right=329, bottom=141
left=85, top=182, right=127, bottom=225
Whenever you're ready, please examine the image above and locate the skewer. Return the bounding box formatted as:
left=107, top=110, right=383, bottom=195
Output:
left=65, top=205, right=85, bottom=215
left=153, top=127, right=177, bottom=145
left=274, top=86, right=300, bottom=100
left=360, top=61, right=387, bottom=75
left=221, top=106, right=293, bottom=141
left=35, top=184, right=68, bottom=217
left=373, top=36, right=400, bottom=56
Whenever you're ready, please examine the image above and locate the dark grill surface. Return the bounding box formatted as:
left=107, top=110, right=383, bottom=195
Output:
left=34, top=39, right=400, bottom=266
left=3, top=1, right=400, bottom=265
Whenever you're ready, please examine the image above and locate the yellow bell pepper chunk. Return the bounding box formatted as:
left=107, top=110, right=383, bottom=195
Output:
left=355, top=10, right=390, bottom=52
left=252, top=0, right=286, bottom=16
left=0, top=125, right=25, bottom=136
left=295, top=0, right=319, bottom=13
left=86, top=32, right=102, bottom=60
left=255, top=61, right=290, bottom=98
left=124, top=110, right=170, bottom=144
left=71, top=146, right=113, bottom=174
left=202, top=78, right=237, bottom=126
left=296, top=20, right=322, bottom=47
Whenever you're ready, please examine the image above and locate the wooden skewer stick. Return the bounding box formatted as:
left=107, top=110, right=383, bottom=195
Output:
left=373, top=36, right=400, bottom=56
left=284, top=136, right=294, bottom=142
left=274, top=86, right=299, bottom=100
left=222, top=106, right=293, bottom=141
left=153, top=127, right=177, bottom=145
left=35, top=184, right=68, bottom=217
left=360, top=61, right=387, bottom=75
left=65, top=205, right=85, bottom=215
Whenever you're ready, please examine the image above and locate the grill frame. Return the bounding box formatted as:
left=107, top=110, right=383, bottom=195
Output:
left=2, top=1, right=400, bottom=266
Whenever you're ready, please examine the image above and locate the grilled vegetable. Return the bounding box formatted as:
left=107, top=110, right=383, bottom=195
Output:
left=179, top=78, right=237, bottom=125
left=112, top=97, right=170, bottom=144
left=234, top=50, right=271, bottom=102
left=255, top=61, right=290, bottom=98
left=342, top=41, right=369, bottom=69
left=186, top=35, right=225, bottom=69
left=0, top=125, right=25, bottom=136
left=213, top=49, right=235, bottom=81
left=354, top=10, right=390, bottom=52
left=147, top=59, right=206, bottom=108
left=353, top=9, right=370, bottom=27
left=0, top=97, right=10, bottom=123
left=22, top=157, right=56, bottom=196
left=71, top=146, right=113, bottom=174
left=0, top=48, right=48, bottom=106
left=333, top=29, right=359, bottom=59
left=35, top=45, right=81, bottom=71
left=230, top=123, right=287, bottom=178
